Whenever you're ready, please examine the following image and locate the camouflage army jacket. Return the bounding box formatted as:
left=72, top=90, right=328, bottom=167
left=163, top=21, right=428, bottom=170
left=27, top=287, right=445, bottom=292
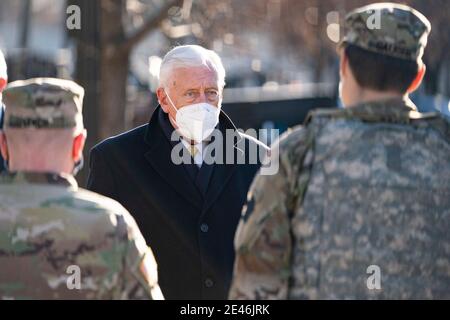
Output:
left=229, top=97, right=450, bottom=299
left=0, top=171, right=163, bottom=300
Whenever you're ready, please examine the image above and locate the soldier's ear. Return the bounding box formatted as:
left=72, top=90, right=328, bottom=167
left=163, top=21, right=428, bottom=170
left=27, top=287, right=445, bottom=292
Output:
left=0, top=131, right=8, bottom=161
left=340, top=49, right=348, bottom=78
left=72, top=129, right=86, bottom=162
left=407, top=63, right=426, bottom=94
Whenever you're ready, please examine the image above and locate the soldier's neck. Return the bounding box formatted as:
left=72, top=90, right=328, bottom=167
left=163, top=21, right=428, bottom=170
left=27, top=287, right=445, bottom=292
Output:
left=349, top=89, right=406, bottom=108
left=8, top=158, right=73, bottom=176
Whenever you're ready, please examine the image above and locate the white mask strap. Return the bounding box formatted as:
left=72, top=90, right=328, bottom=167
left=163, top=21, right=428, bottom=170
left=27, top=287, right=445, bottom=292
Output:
left=164, top=90, right=178, bottom=114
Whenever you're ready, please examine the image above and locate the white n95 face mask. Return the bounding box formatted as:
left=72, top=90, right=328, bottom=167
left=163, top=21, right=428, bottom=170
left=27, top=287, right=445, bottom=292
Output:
left=165, top=91, right=220, bottom=143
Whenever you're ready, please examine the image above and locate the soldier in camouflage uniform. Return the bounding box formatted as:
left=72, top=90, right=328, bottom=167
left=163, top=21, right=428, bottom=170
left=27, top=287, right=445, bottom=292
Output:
left=229, top=3, right=450, bottom=299
left=0, top=78, right=163, bottom=299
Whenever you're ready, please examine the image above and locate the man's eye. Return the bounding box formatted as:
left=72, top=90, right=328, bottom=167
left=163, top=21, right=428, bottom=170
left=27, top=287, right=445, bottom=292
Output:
left=206, top=91, right=218, bottom=97
left=185, top=92, right=196, bottom=98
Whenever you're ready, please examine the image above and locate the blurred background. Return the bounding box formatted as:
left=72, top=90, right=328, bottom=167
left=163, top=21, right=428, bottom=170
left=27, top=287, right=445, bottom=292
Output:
left=0, top=0, right=449, bottom=184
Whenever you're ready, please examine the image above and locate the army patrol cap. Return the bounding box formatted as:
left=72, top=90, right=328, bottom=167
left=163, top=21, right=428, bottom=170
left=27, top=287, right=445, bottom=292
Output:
left=341, top=2, right=431, bottom=61
left=3, top=77, right=84, bottom=130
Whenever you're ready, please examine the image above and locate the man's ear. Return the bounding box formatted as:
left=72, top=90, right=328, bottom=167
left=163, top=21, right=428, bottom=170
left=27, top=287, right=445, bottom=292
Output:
left=0, top=131, right=8, bottom=161
left=156, top=87, right=170, bottom=113
left=72, top=129, right=86, bottom=162
left=407, top=63, right=426, bottom=94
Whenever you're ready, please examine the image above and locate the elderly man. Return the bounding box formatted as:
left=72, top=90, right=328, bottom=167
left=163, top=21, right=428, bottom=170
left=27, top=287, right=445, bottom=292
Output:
left=88, top=45, right=269, bottom=299
left=0, top=78, right=162, bottom=299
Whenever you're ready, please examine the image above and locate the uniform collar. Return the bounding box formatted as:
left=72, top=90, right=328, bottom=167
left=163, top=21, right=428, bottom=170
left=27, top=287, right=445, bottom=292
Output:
left=0, top=171, right=78, bottom=190
left=350, top=96, right=418, bottom=113
left=306, top=96, right=424, bottom=125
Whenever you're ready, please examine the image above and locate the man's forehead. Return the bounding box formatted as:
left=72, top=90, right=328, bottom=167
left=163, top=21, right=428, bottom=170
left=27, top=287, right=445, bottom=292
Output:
left=170, top=67, right=219, bottom=87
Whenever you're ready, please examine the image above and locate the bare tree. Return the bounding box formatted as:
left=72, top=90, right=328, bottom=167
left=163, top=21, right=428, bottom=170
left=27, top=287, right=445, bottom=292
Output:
left=189, top=0, right=449, bottom=95
left=68, top=0, right=183, bottom=185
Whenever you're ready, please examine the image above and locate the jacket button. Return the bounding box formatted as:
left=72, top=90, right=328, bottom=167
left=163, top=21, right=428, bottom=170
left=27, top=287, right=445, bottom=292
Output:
left=204, top=278, right=214, bottom=288
left=200, top=223, right=209, bottom=233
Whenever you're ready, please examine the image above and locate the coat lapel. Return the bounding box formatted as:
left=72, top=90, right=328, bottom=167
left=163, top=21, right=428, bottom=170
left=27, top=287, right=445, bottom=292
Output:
left=143, top=109, right=203, bottom=210
left=201, top=161, right=237, bottom=216
left=195, top=161, right=214, bottom=196
left=201, top=112, right=242, bottom=216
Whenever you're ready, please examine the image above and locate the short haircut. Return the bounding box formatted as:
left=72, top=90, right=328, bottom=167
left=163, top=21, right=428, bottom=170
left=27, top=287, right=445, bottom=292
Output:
left=344, top=44, right=420, bottom=93
left=159, top=45, right=226, bottom=88
left=3, top=127, right=76, bottom=164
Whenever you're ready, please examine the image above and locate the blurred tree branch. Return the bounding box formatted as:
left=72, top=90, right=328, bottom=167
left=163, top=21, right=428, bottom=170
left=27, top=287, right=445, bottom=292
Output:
left=122, top=0, right=184, bottom=54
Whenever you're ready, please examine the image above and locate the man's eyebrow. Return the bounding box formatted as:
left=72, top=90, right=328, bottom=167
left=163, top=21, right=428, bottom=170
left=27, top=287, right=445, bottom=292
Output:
left=182, top=86, right=218, bottom=93
left=183, top=88, right=199, bottom=93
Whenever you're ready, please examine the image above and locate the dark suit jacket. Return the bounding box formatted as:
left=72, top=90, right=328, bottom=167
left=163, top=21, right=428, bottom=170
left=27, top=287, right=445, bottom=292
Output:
left=87, top=106, right=268, bottom=299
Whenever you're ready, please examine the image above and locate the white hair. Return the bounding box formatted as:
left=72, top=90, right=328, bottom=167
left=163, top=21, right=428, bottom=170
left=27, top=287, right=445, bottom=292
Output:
left=159, top=45, right=226, bottom=88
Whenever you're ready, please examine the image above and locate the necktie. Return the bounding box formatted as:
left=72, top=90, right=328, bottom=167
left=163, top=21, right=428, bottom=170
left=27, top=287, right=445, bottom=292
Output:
left=189, top=145, right=198, bottom=158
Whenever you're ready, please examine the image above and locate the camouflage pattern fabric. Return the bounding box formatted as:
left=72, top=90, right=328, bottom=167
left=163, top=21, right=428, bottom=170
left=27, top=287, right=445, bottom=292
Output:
left=0, top=171, right=163, bottom=300
left=341, top=3, right=431, bottom=61
left=229, top=97, right=450, bottom=299
left=2, top=78, right=84, bottom=130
